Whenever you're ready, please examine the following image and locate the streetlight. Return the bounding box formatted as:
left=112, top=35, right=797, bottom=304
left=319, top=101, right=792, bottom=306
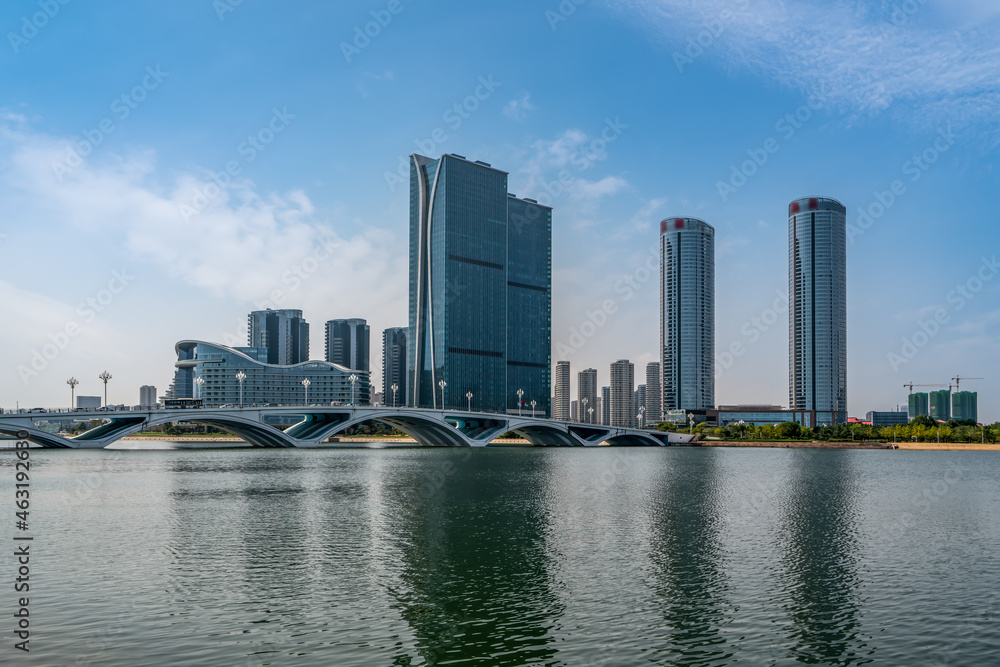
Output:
left=235, top=371, right=246, bottom=408
left=587, top=406, right=593, bottom=423
left=639, top=405, right=646, bottom=429
left=438, top=379, right=447, bottom=409
left=302, top=378, right=311, bottom=405
left=194, top=377, right=205, bottom=403
left=391, top=383, right=399, bottom=408
left=67, top=377, right=79, bottom=410
left=687, top=412, right=694, bottom=434
left=349, top=374, right=358, bottom=406
left=517, top=388, right=524, bottom=416
left=531, top=399, right=537, bottom=418
left=466, top=391, right=473, bottom=412
left=99, top=371, right=112, bottom=408
left=581, top=397, right=589, bottom=424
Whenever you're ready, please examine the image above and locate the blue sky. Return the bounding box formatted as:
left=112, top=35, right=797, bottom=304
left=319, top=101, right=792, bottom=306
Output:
left=1, top=0, right=998, bottom=421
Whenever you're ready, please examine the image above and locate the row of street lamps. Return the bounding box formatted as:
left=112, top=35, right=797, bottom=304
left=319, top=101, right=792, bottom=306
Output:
left=66, top=372, right=112, bottom=408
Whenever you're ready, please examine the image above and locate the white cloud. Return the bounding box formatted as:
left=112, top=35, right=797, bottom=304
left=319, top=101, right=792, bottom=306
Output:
left=609, top=0, right=1000, bottom=139
left=503, top=91, right=536, bottom=121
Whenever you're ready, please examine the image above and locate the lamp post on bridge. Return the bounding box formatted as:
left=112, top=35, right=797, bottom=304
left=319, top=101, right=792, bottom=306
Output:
left=687, top=412, right=694, bottom=434
left=349, top=374, right=358, bottom=406
left=588, top=406, right=593, bottom=423
left=466, top=391, right=473, bottom=412
left=67, top=377, right=79, bottom=410
left=391, top=383, right=399, bottom=408
left=517, top=388, right=524, bottom=416
left=639, top=405, right=645, bottom=429
left=302, top=379, right=311, bottom=405
left=438, top=379, right=447, bottom=409
left=236, top=371, right=246, bottom=408
left=531, top=399, right=536, bottom=418
left=194, top=377, right=205, bottom=405
left=99, top=371, right=112, bottom=408
left=581, top=397, right=588, bottom=424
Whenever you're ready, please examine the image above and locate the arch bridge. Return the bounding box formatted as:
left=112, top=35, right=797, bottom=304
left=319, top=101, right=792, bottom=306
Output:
left=0, top=406, right=696, bottom=449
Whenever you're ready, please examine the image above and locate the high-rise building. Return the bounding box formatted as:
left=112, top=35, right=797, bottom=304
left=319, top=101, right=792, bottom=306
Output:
left=610, top=360, right=635, bottom=427
left=788, top=197, right=847, bottom=425
left=645, top=362, right=661, bottom=423
left=554, top=361, right=571, bottom=420
left=139, top=385, right=157, bottom=408
left=578, top=368, right=597, bottom=424
left=929, top=390, right=951, bottom=421
left=248, top=309, right=310, bottom=366
left=382, top=327, right=408, bottom=408
left=660, top=217, right=715, bottom=413
left=594, top=396, right=602, bottom=426
left=952, top=391, right=978, bottom=423
left=635, top=384, right=647, bottom=426
left=325, top=319, right=370, bottom=372
left=601, top=386, right=611, bottom=426
left=908, top=392, right=929, bottom=420
left=571, top=399, right=578, bottom=422
left=409, top=154, right=552, bottom=414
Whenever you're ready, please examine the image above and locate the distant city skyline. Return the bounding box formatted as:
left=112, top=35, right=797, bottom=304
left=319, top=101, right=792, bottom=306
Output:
left=1, top=2, right=997, bottom=422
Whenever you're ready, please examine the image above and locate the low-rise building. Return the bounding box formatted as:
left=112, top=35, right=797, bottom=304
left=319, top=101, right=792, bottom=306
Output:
left=866, top=411, right=908, bottom=427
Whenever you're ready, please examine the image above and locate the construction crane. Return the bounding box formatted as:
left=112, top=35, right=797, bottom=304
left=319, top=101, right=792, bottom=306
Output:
left=903, top=383, right=947, bottom=394
left=951, top=376, right=984, bottom=392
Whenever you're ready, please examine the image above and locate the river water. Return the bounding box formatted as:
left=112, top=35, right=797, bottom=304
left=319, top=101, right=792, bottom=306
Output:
left=3, top=446, right=998, bottom=665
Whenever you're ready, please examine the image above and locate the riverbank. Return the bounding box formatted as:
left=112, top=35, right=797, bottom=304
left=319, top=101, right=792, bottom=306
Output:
left=700, top=440, right=1000, bottom=451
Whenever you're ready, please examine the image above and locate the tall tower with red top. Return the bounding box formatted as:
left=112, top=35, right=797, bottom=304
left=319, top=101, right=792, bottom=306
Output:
left=788, top=196, right=847, bottom=425
left=660, top=217, right=715, bottom=415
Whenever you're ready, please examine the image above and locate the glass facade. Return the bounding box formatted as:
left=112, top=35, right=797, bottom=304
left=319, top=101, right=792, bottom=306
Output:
left=167, top=341, right=370, bottom=407
left=382, top=327, right=408, bottom=407
left=788, top=197, right=847, bottom=425
left=660, top=217, right=715, bottom=412
left=248, top=309, right=310, bottom=366
left=577, top=368, right=597, bottom=423
left=325, top=319, right=370, bottom=372
left=409, top=154, right=552, bottom=414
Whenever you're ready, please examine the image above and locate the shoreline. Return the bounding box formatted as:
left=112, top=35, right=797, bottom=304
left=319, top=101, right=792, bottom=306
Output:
left=700, top=440, right=1000, bottom=451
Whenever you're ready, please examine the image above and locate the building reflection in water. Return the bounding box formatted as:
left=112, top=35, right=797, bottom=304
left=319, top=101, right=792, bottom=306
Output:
left=384, top=449, right=564, bottom=666
left=775, top=449, right=874, bottom=664
left=645, top=447, right=736, bottom=665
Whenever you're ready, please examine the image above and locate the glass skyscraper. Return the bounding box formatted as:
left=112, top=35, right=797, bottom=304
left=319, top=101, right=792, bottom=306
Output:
left=660, top=217, right=715, bottom=412
left=248, top=309, right=310, bottom=366
left=382, top=327, right=408, bottom=408
left=788, top=197, right=847, bottom=425
left=409, top=154, right=552, bottom=414
left=325, top=318, right=370, bottom=372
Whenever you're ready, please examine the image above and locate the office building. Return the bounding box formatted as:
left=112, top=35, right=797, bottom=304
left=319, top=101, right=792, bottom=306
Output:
left=594, top=396, right=602, bottom=426
left=610, top=359, right=635, bottom=427
left=635, top=384, right=647, bottom=426
left=908, top=392, right=929, bottom=420
left=952, top=391, right=978, bottom=423
left=601, top=386, right=610, bottom=426
left=248, top=309, right=310, bottom=366
left=713, top=406, right=817, bottom=428
left=77, top=396, right=101, bottom=410
left=554, top=361, right=571, bottom=420
left=867, top=411, right=909, bottom=427
left=788, top=197, right=847, bottom=425
left=929, top=389, right=951, bottom=421
left=645, top=362, right=661, bottom=423
left=571, top=400, right=578, bottom=422
left=326, top=319, right=370, bottom=372
left=139, top=385, right=157, bottom=409
left=578, top=368, right=597, bottom=424
left=165, top=340, right=369, bottom=407
left=409, top=154, right=552, bottom=414
left=382, top=327, right=408, bottom=408
left=661, top=217, right=715, bottom=412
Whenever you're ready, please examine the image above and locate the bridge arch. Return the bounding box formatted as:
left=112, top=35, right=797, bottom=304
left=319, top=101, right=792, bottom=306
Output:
left=0, top=425, right=74, bottom=448
left=293, top=410, right=475, bottom=447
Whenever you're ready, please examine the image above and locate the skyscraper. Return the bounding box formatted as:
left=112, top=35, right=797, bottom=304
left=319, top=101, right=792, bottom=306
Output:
left=554, top=361, right=571, bottom=420
left=952, top=391, right=978, bottom=423
left=382, top=327, right=408, bottom=407
left=601, top=386, right=610, bottom=426
left=610, top=359, right=635, bottom=427
left=248, top=309, right=310, bottom=366
left=788, top=197, right=848, bottom=425
left=645, top=361, right=661, bottom=423
left=139, top=385, right=157, bottom=408
left=929, top=389, right=951, bottom=421
left=325, top=319, right=370, bottom=372
left=578, top=368, right=597, bottom=423
left=409, top=153, right=552, bottom=413
left=635, top=384, right=646, bottom=425
left=908, top=392, right=929, bottom=420
left=660, top=217, right=715, bottom=413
